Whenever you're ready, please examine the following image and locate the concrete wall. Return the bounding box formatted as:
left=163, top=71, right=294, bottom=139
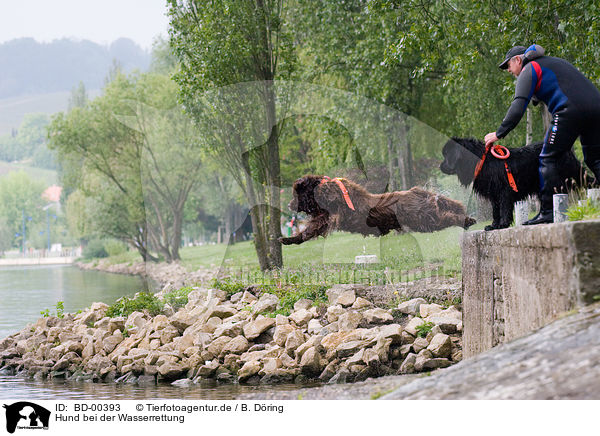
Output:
left=461, top=220, right=600, bottom=358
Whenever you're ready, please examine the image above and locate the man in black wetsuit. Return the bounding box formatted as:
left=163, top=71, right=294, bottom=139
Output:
left=484, top=44, right=600, bottom=225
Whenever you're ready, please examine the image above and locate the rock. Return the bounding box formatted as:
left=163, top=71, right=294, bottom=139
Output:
left=212, top=321, right=246, bottom=338
left=294, top=299, right=313, bottom=311
left=273, top=324, right=296, bottom=347
left=326, top=305, right=345, bottom=323
left=275, top=315, right=289, bottom=325
left=363, top=308, right=393, bottom=324
left=171, top=378, right=193, bottom=387
left=319, top=361, right=338, bottom=382
left=221, top=336, right=250, bottom=355
left=158, top=362, right=186, bottom=380
left=206, top=336, right=232, bottom=357
left=335, top=290, right=356, bottom=307
left=426, top=325, right=443, bottom=342
left=289, top=309, right=313, bottom=326
left=399, top=353, right=417, bottom=374
left=210, top=305, right=237, bottom=320
left=240, top=291, right=258, bottom=305
left=338, top=312, right=364, bottom=331
left=414, top=349, right=434, bottom=372
left=412, top=337, right=429, bottom=354
left=427, top=317, right=461, bottom=334
left=125, top=311, right=147, bottom=330
left=230, top=292, right=243, bottom=304
left=52, top=352, right=80, bottom=371
left=326, top=284, right=367, bottom=305
left=378, top=324, right=403, bottom=344
left=404, top=317, right=425, bottom=336
left=253, top=294, right=279, bottom=315
left=201, top=317, right=223, bottom=334
left=422, top=358, right=453, bottom=370
left=295, top=335, right=322, bottom=360
left=420, top=303, right=443, bottom=318
left=102, top=335, right=124, bottom=354
left=335, top=341, right=366, bottom=358
left=243, top=318, right=276, bottom=340
left=397, top=298, right=427, bottom=316
left=238, top=360, right=261, bottom=380
left=260, top=357, right=282, bottom=375
left=373, top=337, right=392, bottom=363
left=299, top=347, right=324, bottom=375
left=351, top=297, right=372, bottom=310
left=160, top=325, right=180, bottom=345
left=427, top=333, right=452, bottom=358
left=346, top=349, right=366, bottom=365
left=284, top=330, right=306, bottom=354
left=307, top=319, right=323, bottom=335
left=196, top=360, right=219, bottom=377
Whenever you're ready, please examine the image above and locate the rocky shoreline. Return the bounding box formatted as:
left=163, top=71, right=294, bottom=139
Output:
left=0, top=283, right=463, bottom=387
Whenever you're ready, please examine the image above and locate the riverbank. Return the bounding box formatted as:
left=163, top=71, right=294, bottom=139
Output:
left=0, top=257, right=75, bottom=266
left=0, top=283, right=463, bottom=388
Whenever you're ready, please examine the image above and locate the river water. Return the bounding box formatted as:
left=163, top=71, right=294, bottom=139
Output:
left=0, top=265, right=311, bottom=400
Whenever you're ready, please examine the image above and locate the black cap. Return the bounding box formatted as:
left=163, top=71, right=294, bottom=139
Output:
left=499, top=46, right=526, bottom=69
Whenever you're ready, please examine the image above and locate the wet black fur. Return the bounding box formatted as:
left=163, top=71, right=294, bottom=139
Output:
left=440, top=137, right=591, bottom=230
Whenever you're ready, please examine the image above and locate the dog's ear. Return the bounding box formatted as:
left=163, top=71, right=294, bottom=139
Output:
left=314, top=181, right=342, bottom=212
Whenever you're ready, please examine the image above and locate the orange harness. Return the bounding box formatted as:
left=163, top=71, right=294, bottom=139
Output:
left=474, top=143, right=518, bottom=192
left=320, top=176, right=355, bottom=210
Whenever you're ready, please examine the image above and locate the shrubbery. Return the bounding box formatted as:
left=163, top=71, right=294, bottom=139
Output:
left=106, top=292, right=164, bottom=318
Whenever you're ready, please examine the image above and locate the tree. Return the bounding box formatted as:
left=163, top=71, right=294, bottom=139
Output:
left=167, top=0, right=297, bottom=270
left=49, top=72, right=205, bottom=262
left=0, top=171, right=45, bottom=250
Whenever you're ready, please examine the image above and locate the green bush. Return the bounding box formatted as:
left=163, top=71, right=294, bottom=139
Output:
left=566, top=199, right=600, bottom=221
left=82, top=239, right=109, bottom=260
left=106, top=292, right=164, bottom=318
left=104, top=239, right=127, bottom=257
left=163, top=286, right=194, bottom=309
left=415, top=321, right=435, bottom=338
left=211, top=278, right=247, bottom=298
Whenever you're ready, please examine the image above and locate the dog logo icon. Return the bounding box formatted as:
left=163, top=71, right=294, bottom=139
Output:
left=3, top=402, right=50, bottom=433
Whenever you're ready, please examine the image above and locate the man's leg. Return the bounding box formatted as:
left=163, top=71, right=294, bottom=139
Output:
left=525, top=113, right=578, bottom=225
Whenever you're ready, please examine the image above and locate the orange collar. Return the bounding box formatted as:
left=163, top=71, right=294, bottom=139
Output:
left=320, top=176, right=356, bottom=210
left=474, top=143, right=518, bottom=192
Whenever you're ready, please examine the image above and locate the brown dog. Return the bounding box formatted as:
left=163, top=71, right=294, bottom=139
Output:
left=279, top=175, right=476, bottom=245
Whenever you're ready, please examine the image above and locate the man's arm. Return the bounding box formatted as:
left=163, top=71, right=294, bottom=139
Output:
left=495, top=63, right=538, bottom=139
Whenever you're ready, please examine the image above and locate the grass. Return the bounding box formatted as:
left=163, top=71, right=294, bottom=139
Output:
left=92, top=223, right=489, bottom=286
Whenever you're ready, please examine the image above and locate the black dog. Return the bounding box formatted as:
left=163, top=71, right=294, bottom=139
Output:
left=440, top=137, right=590, bottom=230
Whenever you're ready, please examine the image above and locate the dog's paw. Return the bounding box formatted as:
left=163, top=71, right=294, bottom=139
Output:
left=484, top=224, right=496, bottom=231
left=278, top=237, right=293, bottom=245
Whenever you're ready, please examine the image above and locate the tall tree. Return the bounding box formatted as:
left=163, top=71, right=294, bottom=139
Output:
left=167, top=0, right=297, bottom=270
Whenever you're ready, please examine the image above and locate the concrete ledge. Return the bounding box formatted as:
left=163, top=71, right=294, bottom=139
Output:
left=461, top=220, right=600, bottom=358
left=0, top=257, right=75, bottom=266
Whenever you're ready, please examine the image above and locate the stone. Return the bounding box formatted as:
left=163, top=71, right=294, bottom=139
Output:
left=346, top=349, right=366, bottom=366
left=293, top=299, right=313, bottom=311
left=338, top=312, right=364, bottom=331
left=273, top=325, right=296, bottom=347
left=398, top=353, right=417, bottom=374
left=414, top=349, right=434, bottom=372
left=335, top=340, right=366, bottom=358
left=326, top=305, right=345, bottom=323
left=243, top=317, right=276, bottom=340
left=240, top=291, right=258, bottom=305
left=378, top=324, right=403, bottom=344
left=428, top=317, right=461, bottom=334
left=295, top=335, right=322, bottom=360
left=427, top=333, right=452, bottom=358
left=404, top=317, right=425, bottom=336
left=363, top=348, right=381, bottom=367
left=160, top=325, right=180, bottom=345
left=253, top=293, right=279, bottom=315
left=102, top=335, right=124, bottom=354
left=238, top=360, right=261, bottom=380
left=201, top=317, right=223, bottom=334
left=397, top=298, right=427, bottom=316
left=351, top=297, right=372, bottom=310
left=213, top=321, right=245, bottom=338
left=363, top=308, right=394, bottom=324
left=209, top=305, right=237, bottom=320
left=221, top=336, right=250, bottom=355
left=260, top=357, right=282, bottom=375
left=289, top=309, right=313, bottom=326
left=422, top=358, right=453, bottom=370
left=158, top=362, right=186, bottom=380
left=326, top=284, right=367, bottom=305
left=206, top=336, right=232, bottom=357
left=307, top=319, right=323, bottom=335
left=275, top=315, right=289, bottom=325
left=196, top=360, right=219, bottom=377
left=229, top=292, right=243, bottom=304
left=125, top=311, right=148, bottom=330
left=284, top=330, right=306, bottom=354
left=412, top=337, right=429, bottom=354
left=299, top=347, right=324, bottom=375
left=420, top=303, right=444, bottom=318
left=335, top=290, right=356, bottom=307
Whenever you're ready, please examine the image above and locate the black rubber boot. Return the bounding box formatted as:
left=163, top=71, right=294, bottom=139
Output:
left=525, top=156, right=559, bottom=225
left=523, top=209, right=553, bottom=225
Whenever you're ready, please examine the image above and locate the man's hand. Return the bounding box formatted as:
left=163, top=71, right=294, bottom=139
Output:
left=484, top=132, right=499, bottom=147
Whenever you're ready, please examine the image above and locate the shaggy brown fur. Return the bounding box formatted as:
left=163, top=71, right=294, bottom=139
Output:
left=279, top=175, right=476, bottom=245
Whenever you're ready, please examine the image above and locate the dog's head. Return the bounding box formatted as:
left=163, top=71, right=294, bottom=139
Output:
left=288, top=175, right=326, bottom=215
left=440, top=137, right=482, bottom=186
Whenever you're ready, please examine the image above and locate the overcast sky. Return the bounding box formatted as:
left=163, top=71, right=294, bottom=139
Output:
left=0, top=0, right=169, bottom=50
